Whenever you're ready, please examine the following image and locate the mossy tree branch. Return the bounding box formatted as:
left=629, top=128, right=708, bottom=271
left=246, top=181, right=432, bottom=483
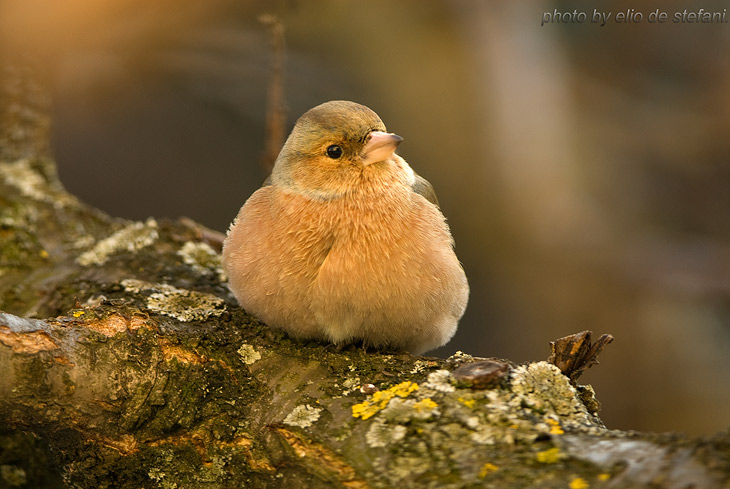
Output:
left=1, top=64, right=729, bottom=489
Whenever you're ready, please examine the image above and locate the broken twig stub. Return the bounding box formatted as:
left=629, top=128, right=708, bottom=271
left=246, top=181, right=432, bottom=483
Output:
left=548, top=330, right=614, bottom=383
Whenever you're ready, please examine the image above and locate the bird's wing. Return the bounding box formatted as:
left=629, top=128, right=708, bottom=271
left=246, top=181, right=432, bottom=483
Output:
left=411, top=173, right=440, bottom=208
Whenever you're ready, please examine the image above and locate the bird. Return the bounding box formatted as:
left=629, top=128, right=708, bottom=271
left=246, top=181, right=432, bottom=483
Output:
left=222, top=100, right=468, bottom=354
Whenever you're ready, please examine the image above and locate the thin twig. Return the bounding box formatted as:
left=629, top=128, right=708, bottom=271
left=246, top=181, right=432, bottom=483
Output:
left=259, top=14, right=287, bottom=173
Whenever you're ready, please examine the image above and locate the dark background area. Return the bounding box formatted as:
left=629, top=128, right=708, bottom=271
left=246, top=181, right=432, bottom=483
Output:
left=3, top=0, right=730, bottom=435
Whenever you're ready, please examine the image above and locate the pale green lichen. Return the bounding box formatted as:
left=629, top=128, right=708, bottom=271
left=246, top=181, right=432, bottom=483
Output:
left=386, top=452, right=431, bottom=483
left=469, top=422, right=516, bottom=445
left=176, top=241, right=226, bottom=281
left=146, top=290, right=224, bottom=322
left=0, top=158, right=77, bottom=207
left=237, top=344, right=261, bottom=365
left=70, top=235, right=96, bottom=250
left=510, top=361, right=593, bottom=425
left=340, top=375, right=361, bottom=396
left=381, top=397, right=440, bottom=423
left=283, top=404, right=322, bottom=428
left=0, top=202, right=38, bottom=229
left=353, top=359, right=605, bottom=479
left=423, top=369, right=455, bottom=393
left=121, top=278, right=225, bottom=321
left=408, top=359, right=439, bottom=374
left=119, top=278, right=151, bottom=294
left=1, top=159, right=48, bottom=200
left=77, top=218, right=159, bottom=266
left=148, top=467, right=165, bottom=482
left=446, top=350, right=474, bottom=365
left=409, top=360, right=428, bottom=374
left=366, top=418, right=407, bottom=448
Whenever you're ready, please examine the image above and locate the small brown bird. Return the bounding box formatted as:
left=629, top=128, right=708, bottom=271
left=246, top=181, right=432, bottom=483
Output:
left=222, top=101, right=468, bottom=354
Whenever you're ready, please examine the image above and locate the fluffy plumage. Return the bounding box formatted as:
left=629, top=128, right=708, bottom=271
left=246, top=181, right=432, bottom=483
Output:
left=222, top=100, right=468, bottom=354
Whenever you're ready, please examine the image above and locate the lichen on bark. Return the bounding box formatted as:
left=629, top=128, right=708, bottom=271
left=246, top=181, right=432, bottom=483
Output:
left=1, top=63, right=730, bottom=489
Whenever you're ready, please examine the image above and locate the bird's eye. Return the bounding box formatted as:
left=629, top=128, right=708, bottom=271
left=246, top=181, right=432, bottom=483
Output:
left=326, top=145, right=343, bottom=159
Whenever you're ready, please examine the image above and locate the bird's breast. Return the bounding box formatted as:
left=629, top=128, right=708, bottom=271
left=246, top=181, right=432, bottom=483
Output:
left=275, top=183, right=412, bottom=253
left=272, top=182, right=447, bottom=302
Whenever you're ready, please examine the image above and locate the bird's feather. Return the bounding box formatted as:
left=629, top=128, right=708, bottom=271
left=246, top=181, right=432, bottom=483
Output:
left=412, top=173, right=439, bottom=207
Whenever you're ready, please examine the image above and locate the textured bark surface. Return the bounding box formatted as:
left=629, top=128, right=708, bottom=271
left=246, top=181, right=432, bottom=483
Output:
left=1, top=64, right=730, bottom=489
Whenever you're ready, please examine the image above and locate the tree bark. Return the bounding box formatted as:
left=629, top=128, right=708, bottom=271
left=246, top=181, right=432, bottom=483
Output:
left=1, top=64, right=729, bottom=489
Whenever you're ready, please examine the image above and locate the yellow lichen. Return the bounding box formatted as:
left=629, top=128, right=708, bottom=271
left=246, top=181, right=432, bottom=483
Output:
left=457, top=397, right=476, bottom=409
left=351, top=401, right=380, bottom=420
left=352, top=381, right=419, bottom=420
left=536, top=447, right=562, bottom=464
left=597, top=473, right=611, bottom=481
left=388, top=381, right=419, bottom=398
left=550, top=425, right=564, bottom=435
left=410, top=398, right=439, bottom=419
left=478, top=463, right=499, bottom=478
left=547, top=418, right=564, bottom=435
left=413, top=398, right=437, bottom=413
left=413, top=397, right=438, bottom=412
left=72, top=311, right=85, bottom=318
left=569, top=477, right=589, bottom=489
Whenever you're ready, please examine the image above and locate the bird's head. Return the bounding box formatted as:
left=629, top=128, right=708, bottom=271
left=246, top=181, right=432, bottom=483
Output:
left=271, top=100, right=406, bottom=199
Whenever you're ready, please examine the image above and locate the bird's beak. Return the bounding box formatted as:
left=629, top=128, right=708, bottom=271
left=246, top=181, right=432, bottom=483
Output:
left=361, top=131, right=403, bottom=166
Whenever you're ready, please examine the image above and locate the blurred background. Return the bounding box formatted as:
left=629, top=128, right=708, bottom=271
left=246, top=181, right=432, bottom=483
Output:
left=2, top=0, right=730, bottom=436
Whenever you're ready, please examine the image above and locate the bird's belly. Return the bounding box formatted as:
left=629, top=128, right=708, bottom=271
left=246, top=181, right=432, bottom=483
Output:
left=312, top=239, right=407, bottom=327
left=233, top=188, right=466, bottom=353
left=307, top=222, right=457, bottom=350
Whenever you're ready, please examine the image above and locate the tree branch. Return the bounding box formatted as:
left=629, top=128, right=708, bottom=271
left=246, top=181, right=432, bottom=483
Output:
left=1, top=63, right=729, bottom=489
